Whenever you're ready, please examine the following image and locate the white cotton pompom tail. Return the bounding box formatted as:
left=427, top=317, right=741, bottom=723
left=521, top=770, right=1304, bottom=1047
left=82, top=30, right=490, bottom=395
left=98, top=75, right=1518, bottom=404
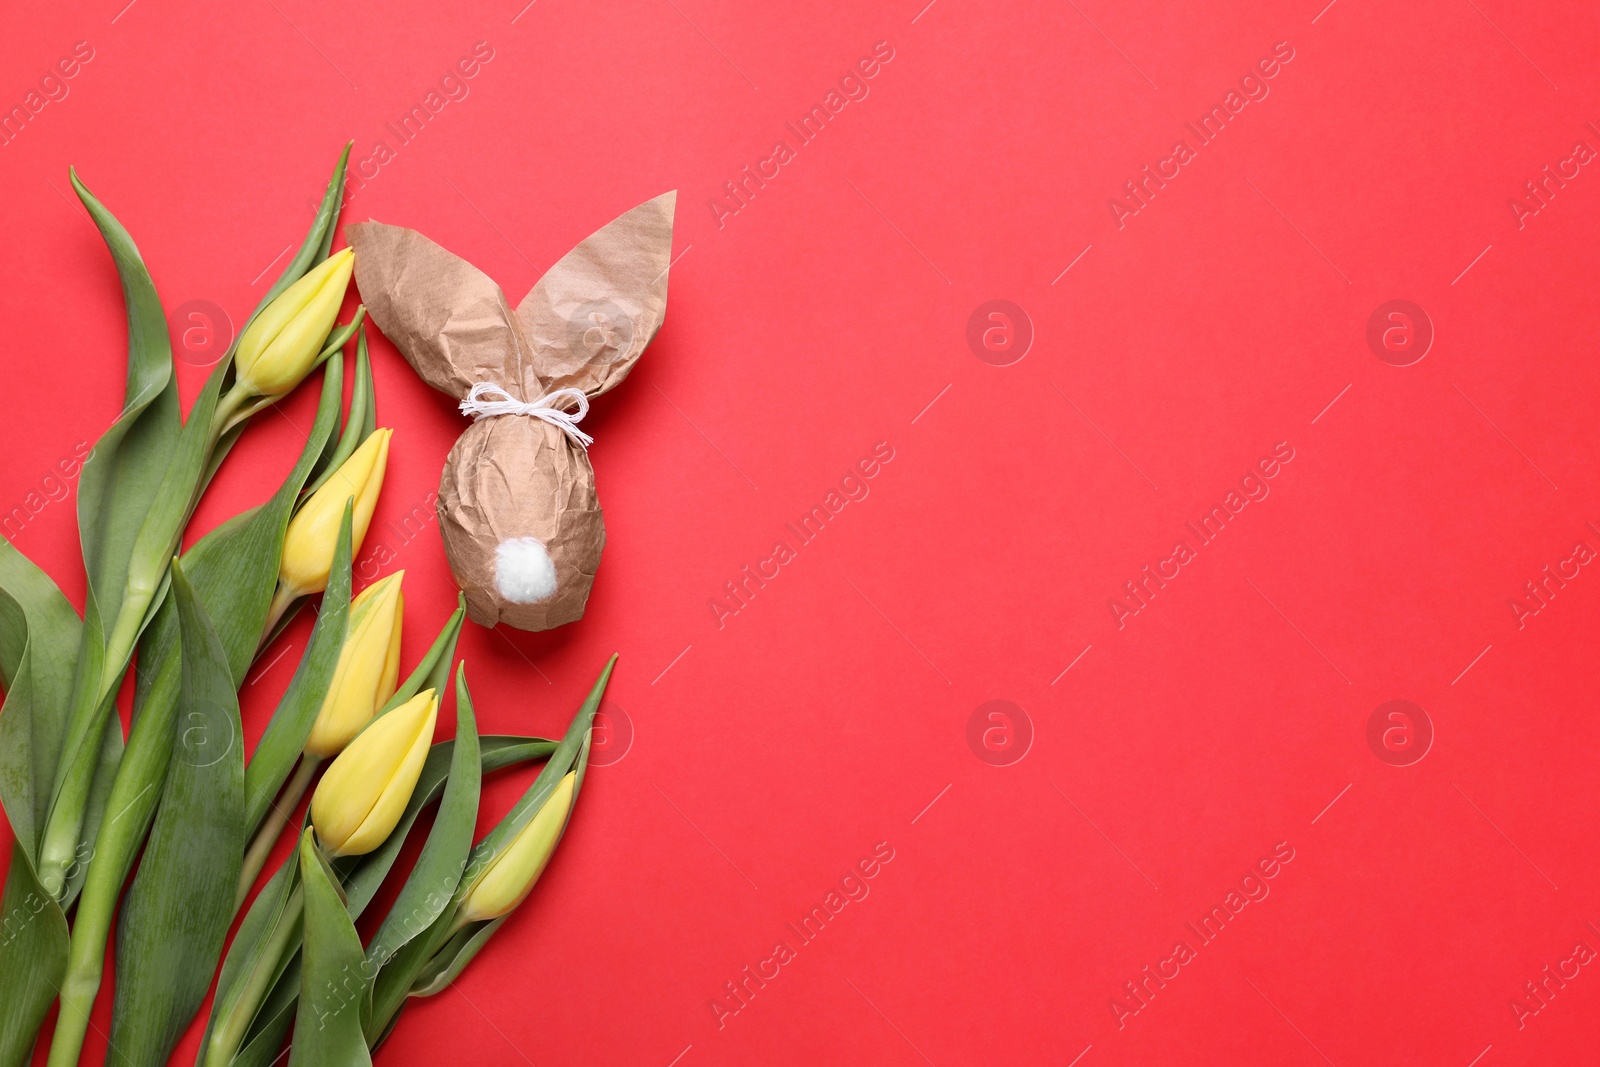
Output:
left=494, top=537, right=558, bottom=603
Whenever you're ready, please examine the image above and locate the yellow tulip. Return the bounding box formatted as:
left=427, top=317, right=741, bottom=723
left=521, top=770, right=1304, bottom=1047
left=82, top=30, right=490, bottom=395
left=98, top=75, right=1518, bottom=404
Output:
left=303, top=571, right=405, bottom=758
left=457, top=771, right=576, bottom=924
left=235, top=248, right=355, bottom=398
left=278, top=428, right=392, bottom=599
left=311, top=689, right=438, bottom=858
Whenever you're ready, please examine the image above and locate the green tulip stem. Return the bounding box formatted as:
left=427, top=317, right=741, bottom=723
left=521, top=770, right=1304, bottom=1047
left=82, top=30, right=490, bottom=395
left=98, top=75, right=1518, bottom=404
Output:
left=443, top=906, right=471, bottom=940
left=237, top=755, right=319, bottom=911
left=204, top=884, right=306, bottom=1067
left=43, top=644, right=183, bottom=1067
left=259, top=583, right=300, bottom=653
left=213, top=378, right=258, bottom=441
left=45, top=897, right=111, bottom=1067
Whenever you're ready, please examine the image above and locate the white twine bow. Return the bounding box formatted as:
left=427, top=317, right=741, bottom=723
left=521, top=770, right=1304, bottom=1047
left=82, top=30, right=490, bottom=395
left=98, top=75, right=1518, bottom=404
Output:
left=458, top=382, right=594, bottom=448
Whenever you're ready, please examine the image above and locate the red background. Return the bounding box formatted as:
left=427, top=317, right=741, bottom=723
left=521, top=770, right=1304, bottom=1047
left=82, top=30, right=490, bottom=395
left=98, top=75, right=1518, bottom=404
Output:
left=4, top=0, right=1600, bottom=1064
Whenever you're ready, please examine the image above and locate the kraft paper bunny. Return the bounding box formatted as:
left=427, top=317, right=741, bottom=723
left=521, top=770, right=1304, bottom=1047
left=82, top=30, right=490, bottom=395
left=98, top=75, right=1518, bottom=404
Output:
left=347, top=191, right=675, bottom=631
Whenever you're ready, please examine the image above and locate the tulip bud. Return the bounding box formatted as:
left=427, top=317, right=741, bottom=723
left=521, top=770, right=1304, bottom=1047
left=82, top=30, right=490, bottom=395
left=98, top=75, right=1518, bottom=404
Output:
left=278, top=428, right=392, bottom=599
left=303, top=571, right=405, bottom=758
left=235, top=248, right=356, bottom=398
left=457, top=771, right=576, bottom=924
left=311, top=689, right=438, bottom=858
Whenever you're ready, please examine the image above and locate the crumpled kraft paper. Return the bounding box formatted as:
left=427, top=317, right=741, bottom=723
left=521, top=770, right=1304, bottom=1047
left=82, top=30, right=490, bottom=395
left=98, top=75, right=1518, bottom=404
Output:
left=348, top=191, right=675, bottom=631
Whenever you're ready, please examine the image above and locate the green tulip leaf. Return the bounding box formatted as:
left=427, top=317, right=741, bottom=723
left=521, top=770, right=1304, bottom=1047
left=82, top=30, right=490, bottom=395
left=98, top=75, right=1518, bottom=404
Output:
left=198, top=848, right=302, bottom=1067
left=363, top=665, right=483, bottom=1034
left=0, top=539, right=84, bottom=862
left=107, top=561, right=245, bottom=1066
left=231, top=957, right=304, bottom=1067
left=366, top=664, right=481, bottom=971
left=351, top=331, right=377, bottom=450
left=304, top=327, right=375, bottom=499
left=290, top=831, right=371, bottom=1067
left=0, top=844, right=68, bottom=1067
left=456, top=656, right=613, bottom=902
left=67, top=169, right=179, bottom=628
left=309, top=147, right=349, bottom=265
left=0, top=540, right=81, bottom=1067
left=243, top=501, right=353, bottom=838
left=407, top=916, right=507, bottom=999
left=379, top=597, right=466, bottom=719
left=0, top=652, right=74, bottom=1067
left=35, top=169, right=182, bottom=909
left=259, top=145, right=350, bottom=313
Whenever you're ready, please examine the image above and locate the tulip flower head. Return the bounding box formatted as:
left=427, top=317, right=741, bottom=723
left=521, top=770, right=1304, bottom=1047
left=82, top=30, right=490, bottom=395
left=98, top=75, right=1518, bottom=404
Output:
left=303, top=571, right=405, bottom=758
left=457, top=770, right=577, bottom=924
left=278, top=428, right=392, bottom=599
left=235, top=248, right=356, bottom=399
left=311, top=688, right=438, bottom=858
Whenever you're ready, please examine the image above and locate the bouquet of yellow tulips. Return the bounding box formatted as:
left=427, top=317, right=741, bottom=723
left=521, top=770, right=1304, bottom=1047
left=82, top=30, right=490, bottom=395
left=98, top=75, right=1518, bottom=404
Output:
left=0, top=146, right=611, bottom=1067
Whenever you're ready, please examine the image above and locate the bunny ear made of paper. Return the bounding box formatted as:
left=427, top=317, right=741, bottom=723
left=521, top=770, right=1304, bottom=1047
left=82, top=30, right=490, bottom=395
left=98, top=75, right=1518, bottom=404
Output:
left=347, top=221, right=542, bottom=401
left=513, top=190, right=676, bottom=399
